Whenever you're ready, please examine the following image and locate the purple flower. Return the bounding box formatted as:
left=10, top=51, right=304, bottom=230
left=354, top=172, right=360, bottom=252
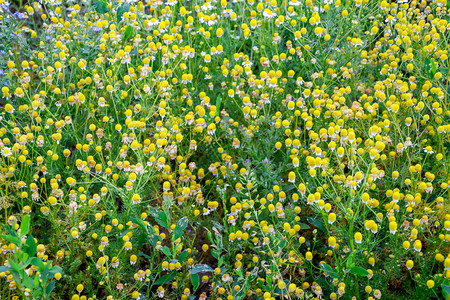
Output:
left=14, top=12, right=26, bottom=20
left=263, top=157, right=269, bottom=164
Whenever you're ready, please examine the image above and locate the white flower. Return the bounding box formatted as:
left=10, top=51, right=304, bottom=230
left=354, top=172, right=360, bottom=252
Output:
left=263, top=9, right=276, bottom=18
left=423, top=147, right=434, bottom=154
left=1, top=147, right=12, bottom=157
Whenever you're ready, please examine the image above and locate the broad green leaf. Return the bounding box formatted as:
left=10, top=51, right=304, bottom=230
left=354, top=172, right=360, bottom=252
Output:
left=30, top=257, right=45, bottom=271
left=424, top=57, right=431, bottom=74
left=431, top=59, right=437, bottom=75
left=346, top=255, right=355, bottom=269
left=348, top=266, right=369, bottom=277
left=23, top=235, right=37, bottom=257
left=8, top=258, right=20, bottom=273
left=41, top=261, right=51, bottom=282
left=11, top=270, right=21, bottom=287
left=206, top=229, right=213, bottom=245
left=123, top=26, right=133, bottom=42
left=191, top=273, right=200, bottom=291
left=46, top=280, right=56, bottom=296
left=130, top=217, right=148, bottom=233
left=22, top=272, right=33, bottom=289
left=178, top=250, right=188, bottom=263
left=190, top=264, right=214, bottom=274
left=33, top=288, right=42, bottom=298
left=319, top=262, right=338, bottom=279
left=211, top=249, right=220, bottom=259
left=154, top=271, right=176, bottom=285
left=0, top=234, right=21, bottom=246
left=442, top=281, right=450, bottom=300
left=20, top=215, right=30, bottom=237
left=161, top=246, right=172, bottom=258
left=116, top=3, right=130, bottom=22
left=150, top=208, right=169, bottom=229
left=139, top=251, right=152, bottom=260
left=2, top=224, right=17, bottom=237
left=307, top=217, right=326, bottom=232
left=148, top=235, right=161, bottom=247
left=298, top=223, right=310, bottom=229
left=173, top=217, right=189, bottom=241
left=0, top=266, right=11, bottom=273
left=34, top=275, right=39, bottom=290
left=215, top=94, right=222, bottom=117
left=93, top=1, right=108, bottom=14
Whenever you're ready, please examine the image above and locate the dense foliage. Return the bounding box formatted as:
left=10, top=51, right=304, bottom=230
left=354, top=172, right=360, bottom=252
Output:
left=0, top=0, right=450, bottom=299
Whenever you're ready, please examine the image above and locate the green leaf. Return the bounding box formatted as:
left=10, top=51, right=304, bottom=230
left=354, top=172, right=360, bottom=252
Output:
left=2, top=224, right=17, bottom=237
left=173, top=217, right=189, bottom=241
left=348, top=266, right=369, bottom=277
left=23, top=235, right=37, bottom=257
left=20, top=215, right=30, bottom=237
left=46, top=280, right=56, bottom=296
left=130, top=217, right=148, bottom=233
left=8, top=258, right=20, bottom=273
left=33, top=275, right=39, bottom=291
left=346, top=254, right=355, bottom=269
left=283, top=184, right=296, bottom=193
left=41, top=262, right=51, bottom=282
left=431, top=59, right=437, bottom=75
left=0, top=266, right=11, bottom=273
left=154, top=271, right=176, bottom=285
left=33, top=288, right=42, bottom=298
left=307, top=217, right=326, bottom=231
left=190, top=264, right=214, bottom=274
left=298, top=223, right=310, bottom=230
left=178, top=250, right=188, bottom=263
left=48, top=265, right=63, bottom=279
left=442, top=281, right=450, bottom=300
left=148, top=235, right=161, bottom=247
left=0, top=234, right=21, bottom=246
left=123, top=26, right=133, bottom=42
left=116, top=3, right=130, bottom=22
left=30, top=257, right=45, bottom=271
left=161, top=246, right=172, bottom=258
left=211, top=249, right=220, bottom=259
left=11, top=270, right=21, bottom=287
left=93, top=1, right=108, bottom=14
left=319, top=262, right=338, bottom=279
left=424, top=58, right=431, bottom=73
left=22, top=272, right=32, bottom=289
left=139, top=251, right=152, bottom=260
left=150, top=208, right=169, bottom=229
left=191, top=273, right=200, bottom=291
left=215, top=94, right=222, bottom=117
